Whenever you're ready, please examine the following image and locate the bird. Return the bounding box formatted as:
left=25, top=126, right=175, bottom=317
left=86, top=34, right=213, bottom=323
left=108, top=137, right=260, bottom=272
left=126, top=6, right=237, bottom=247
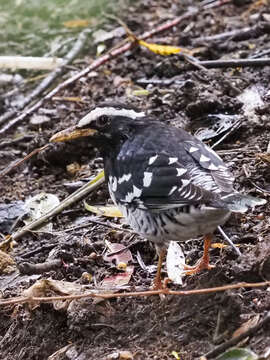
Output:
left=50, top=102, right=266, bottom=289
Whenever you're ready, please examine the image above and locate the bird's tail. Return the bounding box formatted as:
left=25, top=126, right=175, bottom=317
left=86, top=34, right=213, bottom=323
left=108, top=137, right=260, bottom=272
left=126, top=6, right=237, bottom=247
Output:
left=221, top=193, right=266, bottom=213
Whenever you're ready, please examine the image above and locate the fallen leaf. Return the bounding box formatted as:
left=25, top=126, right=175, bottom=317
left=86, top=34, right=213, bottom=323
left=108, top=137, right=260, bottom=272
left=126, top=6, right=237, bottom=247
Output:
left=216, top=347, right=258, bottom=360
left=23, top=279, right=85, bottom=310
left=104, top=241, right=133, bottom=265
left=232, top=315, right=260, bottom=339
left=101, top=265, right=134, bottom=288
left=211, top=243, right=228, bottom=249
left=24, top=193, right=60, bottom=231
left=107, top=350, right=133, bottom=360
left=138, top=39, right=190, bottom=56
left=0, top=250, right=16, bottom=274
left=0, top=200, right=26, bottom=234
left=132, top=89, right=150, bottom=96
left=166, top=241, right=185, bottom=285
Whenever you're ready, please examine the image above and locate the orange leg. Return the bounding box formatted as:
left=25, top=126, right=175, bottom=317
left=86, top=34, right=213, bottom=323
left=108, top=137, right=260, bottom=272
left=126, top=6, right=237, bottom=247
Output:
left=184, top=234, right=215, bottom=275
left=152, top=248, right=166, bottom=290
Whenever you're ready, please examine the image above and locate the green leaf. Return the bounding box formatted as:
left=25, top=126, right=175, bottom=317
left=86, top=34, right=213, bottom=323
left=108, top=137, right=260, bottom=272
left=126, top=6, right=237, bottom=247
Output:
left=216, top=348, right=258, bottom=360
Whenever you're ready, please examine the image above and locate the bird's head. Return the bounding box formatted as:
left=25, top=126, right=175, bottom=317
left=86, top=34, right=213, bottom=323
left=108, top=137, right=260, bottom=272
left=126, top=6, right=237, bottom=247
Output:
left=50, top=102, right=146, bottom=149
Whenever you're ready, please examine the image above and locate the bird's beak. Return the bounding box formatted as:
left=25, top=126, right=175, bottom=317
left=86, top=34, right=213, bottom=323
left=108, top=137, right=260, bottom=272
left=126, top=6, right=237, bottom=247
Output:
left=50, top=126, right=97, bottom=143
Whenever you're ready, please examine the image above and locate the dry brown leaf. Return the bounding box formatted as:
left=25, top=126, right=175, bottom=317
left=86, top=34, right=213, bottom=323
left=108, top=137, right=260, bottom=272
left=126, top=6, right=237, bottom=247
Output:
left=0, top=249, right=16, bottom=274
left=232, top=314, right=260, bottom=339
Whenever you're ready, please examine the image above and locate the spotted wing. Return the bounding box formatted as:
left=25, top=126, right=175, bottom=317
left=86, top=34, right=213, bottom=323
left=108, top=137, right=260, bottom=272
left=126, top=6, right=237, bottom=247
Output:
left=183, top=140, right=234, bottom=193
left=106, top=153, right=226, bottom=212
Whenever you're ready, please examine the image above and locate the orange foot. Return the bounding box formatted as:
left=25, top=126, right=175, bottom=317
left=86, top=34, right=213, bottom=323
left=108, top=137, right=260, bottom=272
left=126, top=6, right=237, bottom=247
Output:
left=184, top=259, right=215, bottom=275
left=184, top=233, right=215, bottom=275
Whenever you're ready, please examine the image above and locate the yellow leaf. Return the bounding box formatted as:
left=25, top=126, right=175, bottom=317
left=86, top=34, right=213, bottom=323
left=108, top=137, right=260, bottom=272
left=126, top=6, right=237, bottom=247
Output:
left=211, top=243, right=240, bottom=249
left=84, top=202, right=123, bottom=218
left=211, top=243, right=228, bottom=249
left=53, top=96, right=85, bottom=103
left=132, top=89, right=150, bottom=96
left=63, top=19, right=90, bottom=28
left=138, top=40, right=183, bottom=56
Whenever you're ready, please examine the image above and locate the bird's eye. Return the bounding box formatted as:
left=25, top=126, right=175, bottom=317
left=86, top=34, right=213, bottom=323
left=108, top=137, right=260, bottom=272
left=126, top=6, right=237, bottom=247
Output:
left=97, top=115, right=109, bottom=127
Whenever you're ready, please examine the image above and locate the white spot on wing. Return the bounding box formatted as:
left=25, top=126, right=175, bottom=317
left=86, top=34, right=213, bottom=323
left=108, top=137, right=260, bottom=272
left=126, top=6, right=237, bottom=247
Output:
left=168, top=157, right=178, bottom=165
left=181, top=179, right=190, bottom=187
left=200, top=154, right=210, bottom=163
left=148, top=155, right=158, bottom=165
left=168, top=186, right=177, bottom=196
left=189, top=146, right=199, bottom=153
left=123, top=185, right=142, bottom=203
left=143, top=172, right=153, bottom=187
left=118, top=173, right=132, bottom=184
left=78, top=106, right=145, bottom=127
left=176, top=168, right=187, bottom=177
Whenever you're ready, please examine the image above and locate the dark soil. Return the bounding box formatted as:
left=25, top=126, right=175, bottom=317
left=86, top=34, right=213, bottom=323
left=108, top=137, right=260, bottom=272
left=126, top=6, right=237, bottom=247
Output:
left=1, top=1, right=270, bottom=359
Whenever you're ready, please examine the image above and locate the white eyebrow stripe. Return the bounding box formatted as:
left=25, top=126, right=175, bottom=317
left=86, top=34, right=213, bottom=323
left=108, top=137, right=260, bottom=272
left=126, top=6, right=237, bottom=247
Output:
left=78, top=107, right=145, bottom=127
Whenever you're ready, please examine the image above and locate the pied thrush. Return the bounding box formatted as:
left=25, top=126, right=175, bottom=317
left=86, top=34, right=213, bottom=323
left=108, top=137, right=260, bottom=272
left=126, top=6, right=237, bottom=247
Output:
left=50, top=103, right=266, bottom=289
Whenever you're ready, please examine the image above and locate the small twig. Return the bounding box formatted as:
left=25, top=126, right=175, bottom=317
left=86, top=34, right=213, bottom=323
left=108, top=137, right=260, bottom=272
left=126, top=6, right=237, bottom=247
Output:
left=0, top=281, right=268, bottom=307
left=0, top=134, right=34, bottom=149
left=204, top=311, right=270, bottom=359
left=193, top=22, right=270, bottom=44
left=11, top=176, right=105, bottom=242
left=0, top=144, right=50, bottom=179
left=180, top=54, right=208, bottom=72
left=186, top=58, right=270, bottom=70
left=63, top=218, right=134, bottom=234
left=0, top=0, right=231, bottom=135
left=0, top=29, right=91, bottom=128
left=18, top=259, right=62, bottom=275
left=217, top=226, right=241, bottom=256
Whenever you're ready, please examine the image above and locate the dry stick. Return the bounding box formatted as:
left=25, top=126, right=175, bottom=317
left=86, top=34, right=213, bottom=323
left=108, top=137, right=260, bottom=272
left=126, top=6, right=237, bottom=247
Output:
left=204, top=311, right=270, bottom=359
left=0, top=144, right=50, bottom=179
left=11, top=176, right=105, bottom=241
left=0, top=29, right=91, bottom=128
left=0, top=281, right=269, bottom=307
left=0, top=0, right=232, bottom=135
left=193, top=21, right=270, bottom=43
left=186, top=58, right=270, bottom=69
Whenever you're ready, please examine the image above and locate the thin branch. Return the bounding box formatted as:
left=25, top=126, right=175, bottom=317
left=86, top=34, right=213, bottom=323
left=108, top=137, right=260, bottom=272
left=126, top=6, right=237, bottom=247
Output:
left=0, top=0, right=232, bottom=135
left=217, top=226, right=241, bottom=256
left=0, top=281, right=269, bottom=307
left=11, top=176, right=105, bottom=242
left=193, top=21, right=270, bottom=44
left=0, top=29, right=91, bottom=128
left=204, top=311, right=270, bottom=359
left=0, top=144, right=50, bottom=179
left=185, top=58, right=270, bottom=70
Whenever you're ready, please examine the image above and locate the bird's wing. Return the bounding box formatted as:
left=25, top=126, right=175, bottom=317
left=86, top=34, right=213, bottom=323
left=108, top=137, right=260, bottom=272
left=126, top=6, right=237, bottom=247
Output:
left=108, top=150, right=229, bottom=212
left=183, top=140, right=234, bottom=193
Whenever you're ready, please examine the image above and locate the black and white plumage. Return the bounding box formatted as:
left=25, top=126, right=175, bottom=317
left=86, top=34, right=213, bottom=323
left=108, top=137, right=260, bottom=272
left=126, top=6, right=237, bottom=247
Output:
left=51, top=102, right=266, bottom=287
